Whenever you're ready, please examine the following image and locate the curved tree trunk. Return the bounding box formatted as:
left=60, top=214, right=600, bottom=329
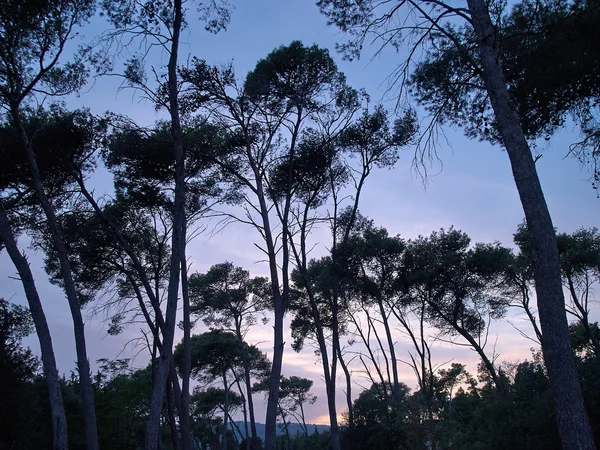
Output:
left=467, top=1, right=595, bottom=447
left=0, top=204, right=69, bottom=450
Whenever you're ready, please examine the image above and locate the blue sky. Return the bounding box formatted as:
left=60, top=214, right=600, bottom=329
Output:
left=1, top=0, right=598, bottom=425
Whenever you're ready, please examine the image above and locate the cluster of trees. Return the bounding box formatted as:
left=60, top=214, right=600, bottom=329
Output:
left=3, top=222, right=600, bottom=449
left=0, top=0, right=599, bottom=450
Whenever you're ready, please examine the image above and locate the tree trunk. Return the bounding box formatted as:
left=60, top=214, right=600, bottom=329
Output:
left=223, top=372, right=230, bottom=450
left=166, top=375, right=180, bottom=450
left=278, top=403, right=290, bottom=450
left=336, top=344, right=353, bottom=430
left=291, top=245, right=340, bottom=450
left=236, top=322, right=259, bottom=449
left=467, top=1, right=595, bottom=447
left=0, top=203, right=69, bottom=450
left=14, top=110, right=99, bottom=450
left=253, top=171, right=285, bottom=450
left=328, top=302, right=341, bottom=450
left=180, top=241, right=194, bottom=450
left=145, top=0, right=186, bottom=447
left=377, top=296, right=401, bottom=402
left=234, top=377, right=250, bottom=450
left=265, top=298, right=285, bottom=450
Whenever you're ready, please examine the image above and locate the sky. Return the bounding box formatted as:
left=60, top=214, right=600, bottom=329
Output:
left=1, top=0, right=599, bottom=426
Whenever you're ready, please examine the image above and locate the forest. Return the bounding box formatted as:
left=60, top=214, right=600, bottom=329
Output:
left=0, top=0, right=599, bottom=449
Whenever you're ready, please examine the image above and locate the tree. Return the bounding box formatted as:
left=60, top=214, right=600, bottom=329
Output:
left=175, top=331, right=270, bottom=450
left=557, top=228, right=600, bottom=355
left=404, top=229, right=513, bottom=391
left=98, top=1, right=233, bottom=447
left=408, top=0, right=600, bottom=188
left=0, top=191, right=68, bottom=450
left=341, top=382, right=410, bottom=450
left=93, top=361, right=154, bottom=450
left=0, top=0, right=97, bottom=447
left=342, top=220, right=407, bottom=403
left=514, top=225, right=600, bottom=353
left=190, top=387, right=243, bottom=450
left=181, top=40, right=370, bottom=450
left=189, top=262, right=270, bottom=448
left=277, top=376, right=318, bottom=438
left=317, top=1, right=595, bottom=446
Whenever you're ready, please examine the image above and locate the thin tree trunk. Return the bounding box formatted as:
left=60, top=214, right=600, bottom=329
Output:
left=278, top=403, right=290, bottom=450
left=376, top=296, right=401, bottom=402
left=428, top=300, right=503, bottom=391
left=336, top=343, right=353, bottom=430
left=0, top=203, right=69, bottom=450
left=519, top=282, right=544, bottom=343
left=266, top=298, right=285, bottom=450
left=328, top=302, right=341, bottom=450
left=467, top=1, right=595, bottom=447
left=288, top=236, right=340, bottom=450
left=180, top=240, right=193, bottom=450
left=254, top=171, right=285, bottom=450
left=13, top=110, right=99, bottom=450
left=146, top=0, right=186, bottom=446
left=367, top=311, right=392, bottom=387
left=166, top=375, right=180, bottom=450
left=234, top=376, right=250, bottom=450
left=223, top=372, right=229, bottom=450
left=236, top=322, right=258, bottom=449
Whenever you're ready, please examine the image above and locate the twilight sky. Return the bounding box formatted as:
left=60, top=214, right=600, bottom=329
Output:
left=1, top=0, right=598, bottom=425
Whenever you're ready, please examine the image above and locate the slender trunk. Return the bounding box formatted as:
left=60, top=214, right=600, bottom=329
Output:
left=0, top=203, right=68, bottom=450
left=376, top=296, right=400, bottom=402
left=328, top=301, right=341, bottom=450
left=222, top=372, right=229, bottom=450
left=180, top=240, right=193, bottom=450
left=428, top=300, right=503, bottom=390
left=520, top=282, right=543, bottom=343
left=279, top=403, right=290, bottom=450
left=254, top=171, right=285, bottom=450
left=467, top=1, right=595, bottom=447
left=234, top=376, right=250, bottom=450
left=236, top=322, right=258, bottom=449
left=289, top=237, right=340, bottom=450
left=146, top=0, right=186, bottom=447
left=336, top=344, right=353, bottom=430
left=265, top=298, right=285, bottom=450
left=227, top=410, right=244, bottom=445
left=298, top=402, right=308, bottom=437
left=166, top=375, right=180, bottom=450
left=13, top=109, right=99, bottom=450
left=367, top=311, right=392, bottom=387
left=461, top=328, right=501, bottom=390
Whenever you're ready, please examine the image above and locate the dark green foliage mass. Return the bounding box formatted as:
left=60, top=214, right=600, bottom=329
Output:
left=0, top=299, right=42, bottom=448
left=407, top=0, right=600, bottom=186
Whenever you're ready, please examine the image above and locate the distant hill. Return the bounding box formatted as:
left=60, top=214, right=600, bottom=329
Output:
left=233, top=422, right=329, bottom=440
